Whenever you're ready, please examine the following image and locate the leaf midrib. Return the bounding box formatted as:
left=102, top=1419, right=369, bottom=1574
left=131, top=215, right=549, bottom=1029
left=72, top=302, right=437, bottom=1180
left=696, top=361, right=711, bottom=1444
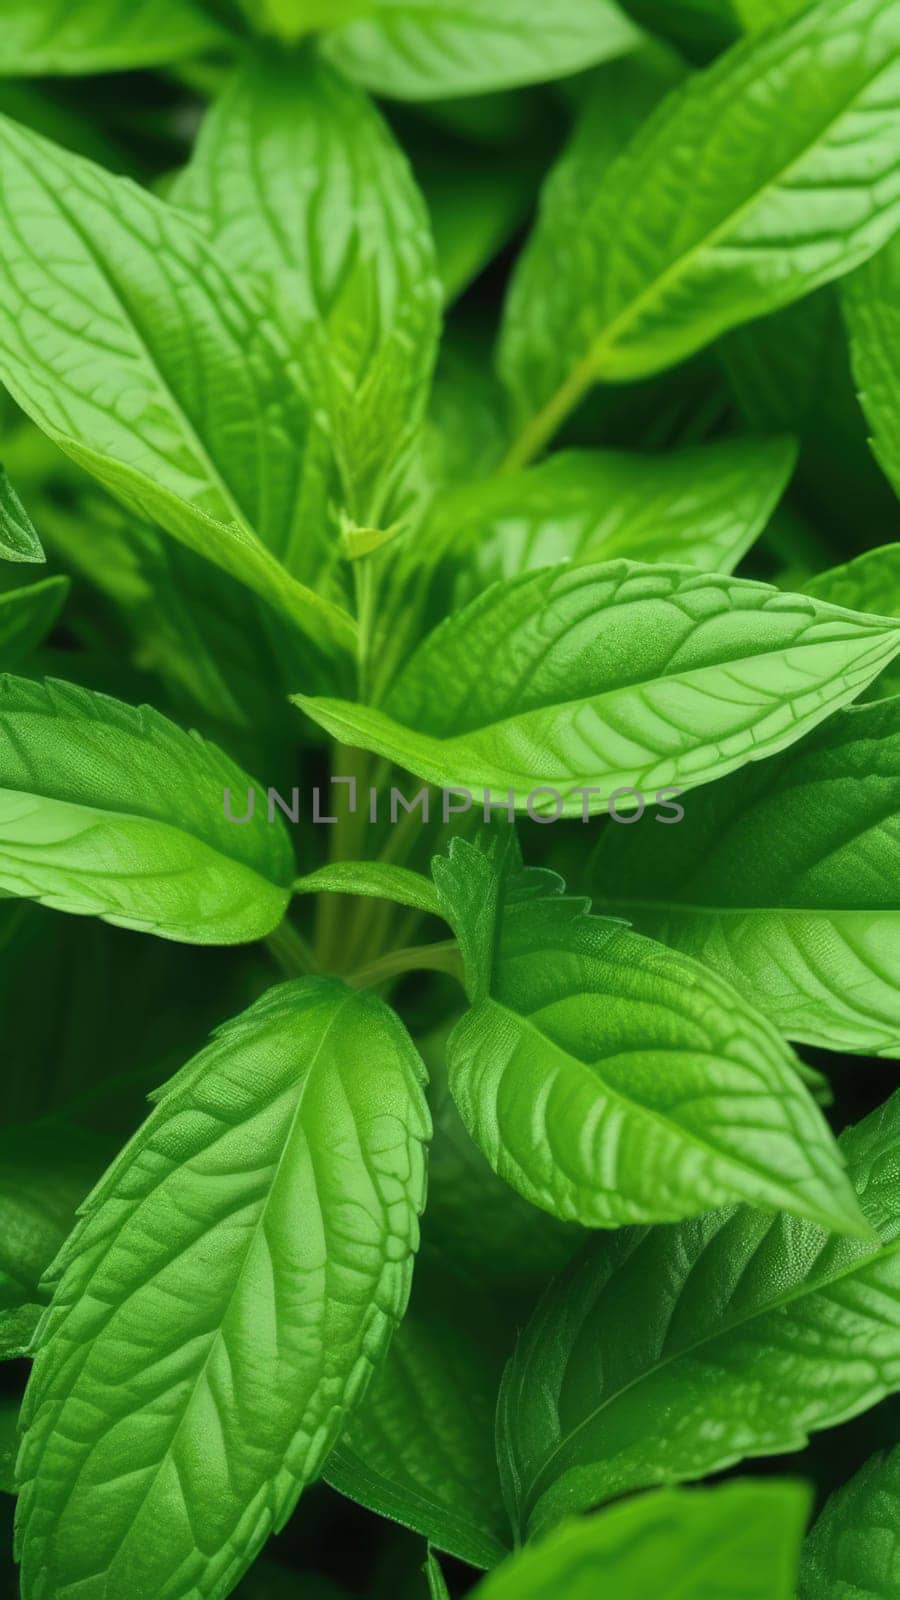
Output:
left=520, top=1229, right=900, bottom=1522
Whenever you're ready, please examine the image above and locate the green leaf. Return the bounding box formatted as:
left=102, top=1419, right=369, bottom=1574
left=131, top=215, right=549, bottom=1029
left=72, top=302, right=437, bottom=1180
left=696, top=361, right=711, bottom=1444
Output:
left=498, top=1090, right=900, bottom=1538
left=0, top=578, right=67, bottom=669
left=733, top=0, right=811, bottom=31
left=0, top=466, right=43, bottom=563
left=0, top=1118, right=114, bottom=1359
left=498, top=46, right=682, bottom=432
left=325, top=1266, right=512, bottom=1569
left=236, top=0, right=373, bottom=40
left=294, top=861, right=444, bottom=919
left=420, top=1016, right=583, bottom=1289
left=324, top=0, right=642, bottom=101
left=0, top=115, right=355, bottom=654
left=432, top=437, right=797, bottom=591
left=842, top=233, right=900, bottom=497
left=471, top=1481, right=810, bottom=1600
left=1, top=0, right=228, bottom=74
left=592, top=698, right=900, bottom=1056
left=799, top=1444, right=900, bottom=1599
left=296, top=563, right=900, bottom=816
left=0, top=1395, right=18, bottom=1495
left=500, top=0, right=900, bottom=466
left=175, top=50, right=441, bottom=530
left=0, top=676, right=294, bottom=943
left=16, top=977, right=430, bottom=1600
left=432, top=838, right=868, bottom=1234
left=804, top=545, right=900, bottom=697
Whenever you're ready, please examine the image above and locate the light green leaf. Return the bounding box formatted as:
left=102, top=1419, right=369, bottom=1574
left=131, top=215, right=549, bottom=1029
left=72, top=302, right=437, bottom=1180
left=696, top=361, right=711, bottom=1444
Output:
left=295, top=563, right=900, bottom=816
left=324, top=0, right=642, bottom=101
left=1, top=0, right=228, bottom=74
left=432, top=838, right=867, bottom=1235
left=592, top=698, right=900, bottom=1056
left=842, top=233, right=900, bottom=497
left=804, top=545, right=900, bottom=697
left=500, top=0, right=900, bottom=467
left=0, top=1118, right=114, bottom=1360
left=175, top=50, right=441, bottom=531
left=16, top=977, right=430, bottom=1600
left=0, top=466, right=43, bottom=563
left=799, top=1444, right=900, bottom=1599
left=433, top=437, right=797, bottom=591
left=294, top=861, right=444, bottom=919
left=498, top=1091, right=900, bottom=1537
left=733, top=0, right=810, bottom=31
left=0, top=579, right=67, bottom=669
left=0, top=1395, right=18, bottom=1495
left=325, top=1266, right=512, bottom=1569
left=0, top=115, right=355, bottom=653
left=0, top=676, right=294, bottom=943
left=471, top=1481, right=810, bottom=1600
left=498, top=46, right=682, bottom=431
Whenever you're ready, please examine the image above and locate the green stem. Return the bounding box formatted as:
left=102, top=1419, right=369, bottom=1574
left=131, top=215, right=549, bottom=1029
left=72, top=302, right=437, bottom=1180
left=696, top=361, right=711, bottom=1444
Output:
left=266, top=918, right=319, bottom=979
left=347, top=940, right=464, bottom=991
left=499, top=352, right=598, bottom=474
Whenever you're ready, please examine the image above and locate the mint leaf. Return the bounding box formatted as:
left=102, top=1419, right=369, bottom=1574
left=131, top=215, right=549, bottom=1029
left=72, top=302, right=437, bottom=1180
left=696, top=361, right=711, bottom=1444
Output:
left=296, top=564, right=900, bottom=814
left=800, top=1444, right=900, bottom=1599
left=432, top=436, right=797, bottom=590
left=2, top=0, right=228, bottom=74
left=842, top=233, right=900, bottom=497
left=432, top=838, right=867, bottom=1234
left=471, top=1481, right=810, bottom=1600
left=324, top=1, right=642, bottom=101
left=0, top=467, right=43, bottom=563
left=0, top=578, right=67, bottom=668
left=294, top=861, right=444, bottom=919
left=0, top=676, right=294, bottom=943
left=0, top=115, right=354, bottom=653
left=175, top=50, right=441, bottom=531
left=804, top=545, right=900, bottom=697
left=16, top=978, right=430, bottom=1600
left=236, top=0, right=373, bottom=39
left=498, top=1091, right=900, bottom=1537
left=500, top=0, right=900, bottom=465
left=326, top=1266, right=512, bottom=1569
left=592, top=698, right=900, bottom=1056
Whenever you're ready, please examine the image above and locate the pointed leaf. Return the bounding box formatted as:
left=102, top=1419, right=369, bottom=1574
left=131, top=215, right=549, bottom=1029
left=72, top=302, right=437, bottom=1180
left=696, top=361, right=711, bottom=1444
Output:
left=0, top=115, right=354, bottom=652
left=498, top=1091, right=900, bottom=1537
left=592, top=698, right=900, bottom=1055
left=804, top=545, right=900, bottom=697
left=0, top=676, right=294, bottom=943
left=294, top=862, right=444, bottom=919
left=799, top=1444, right=900, bottom=1599
left=0, top=467, right=43, bottom=563
left=175, top=50, right=441, bottom=532
left=500, top=0, right=900, bottom=464
left=324, top=0, right=642, bottom=101
left=16, top=978, right=430, bottom=1600
left=296, top=563, right=900, bottom=815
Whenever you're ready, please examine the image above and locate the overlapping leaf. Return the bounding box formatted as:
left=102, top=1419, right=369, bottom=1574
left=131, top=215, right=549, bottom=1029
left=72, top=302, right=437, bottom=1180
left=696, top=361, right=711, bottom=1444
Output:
left=16, top=978, right=430, bottom=1600
left=593, top=698, right=900, bottom=1055
left=498, top=1092, right=900, bottom=1536
left=1, top=0, right=227, bottom=74
left=842, top=232, right=900, bottom=497
left=297, top=563, right=900, bottom=815
left=0, top=579, right=67, bottom=669
left=431, top=838, right=866, bottom=1233
left=0, top=676, right=294, bottom=942
left=799, top=1444, right=900, bottom=1598
left=500, top=0, right=900, bottom=464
